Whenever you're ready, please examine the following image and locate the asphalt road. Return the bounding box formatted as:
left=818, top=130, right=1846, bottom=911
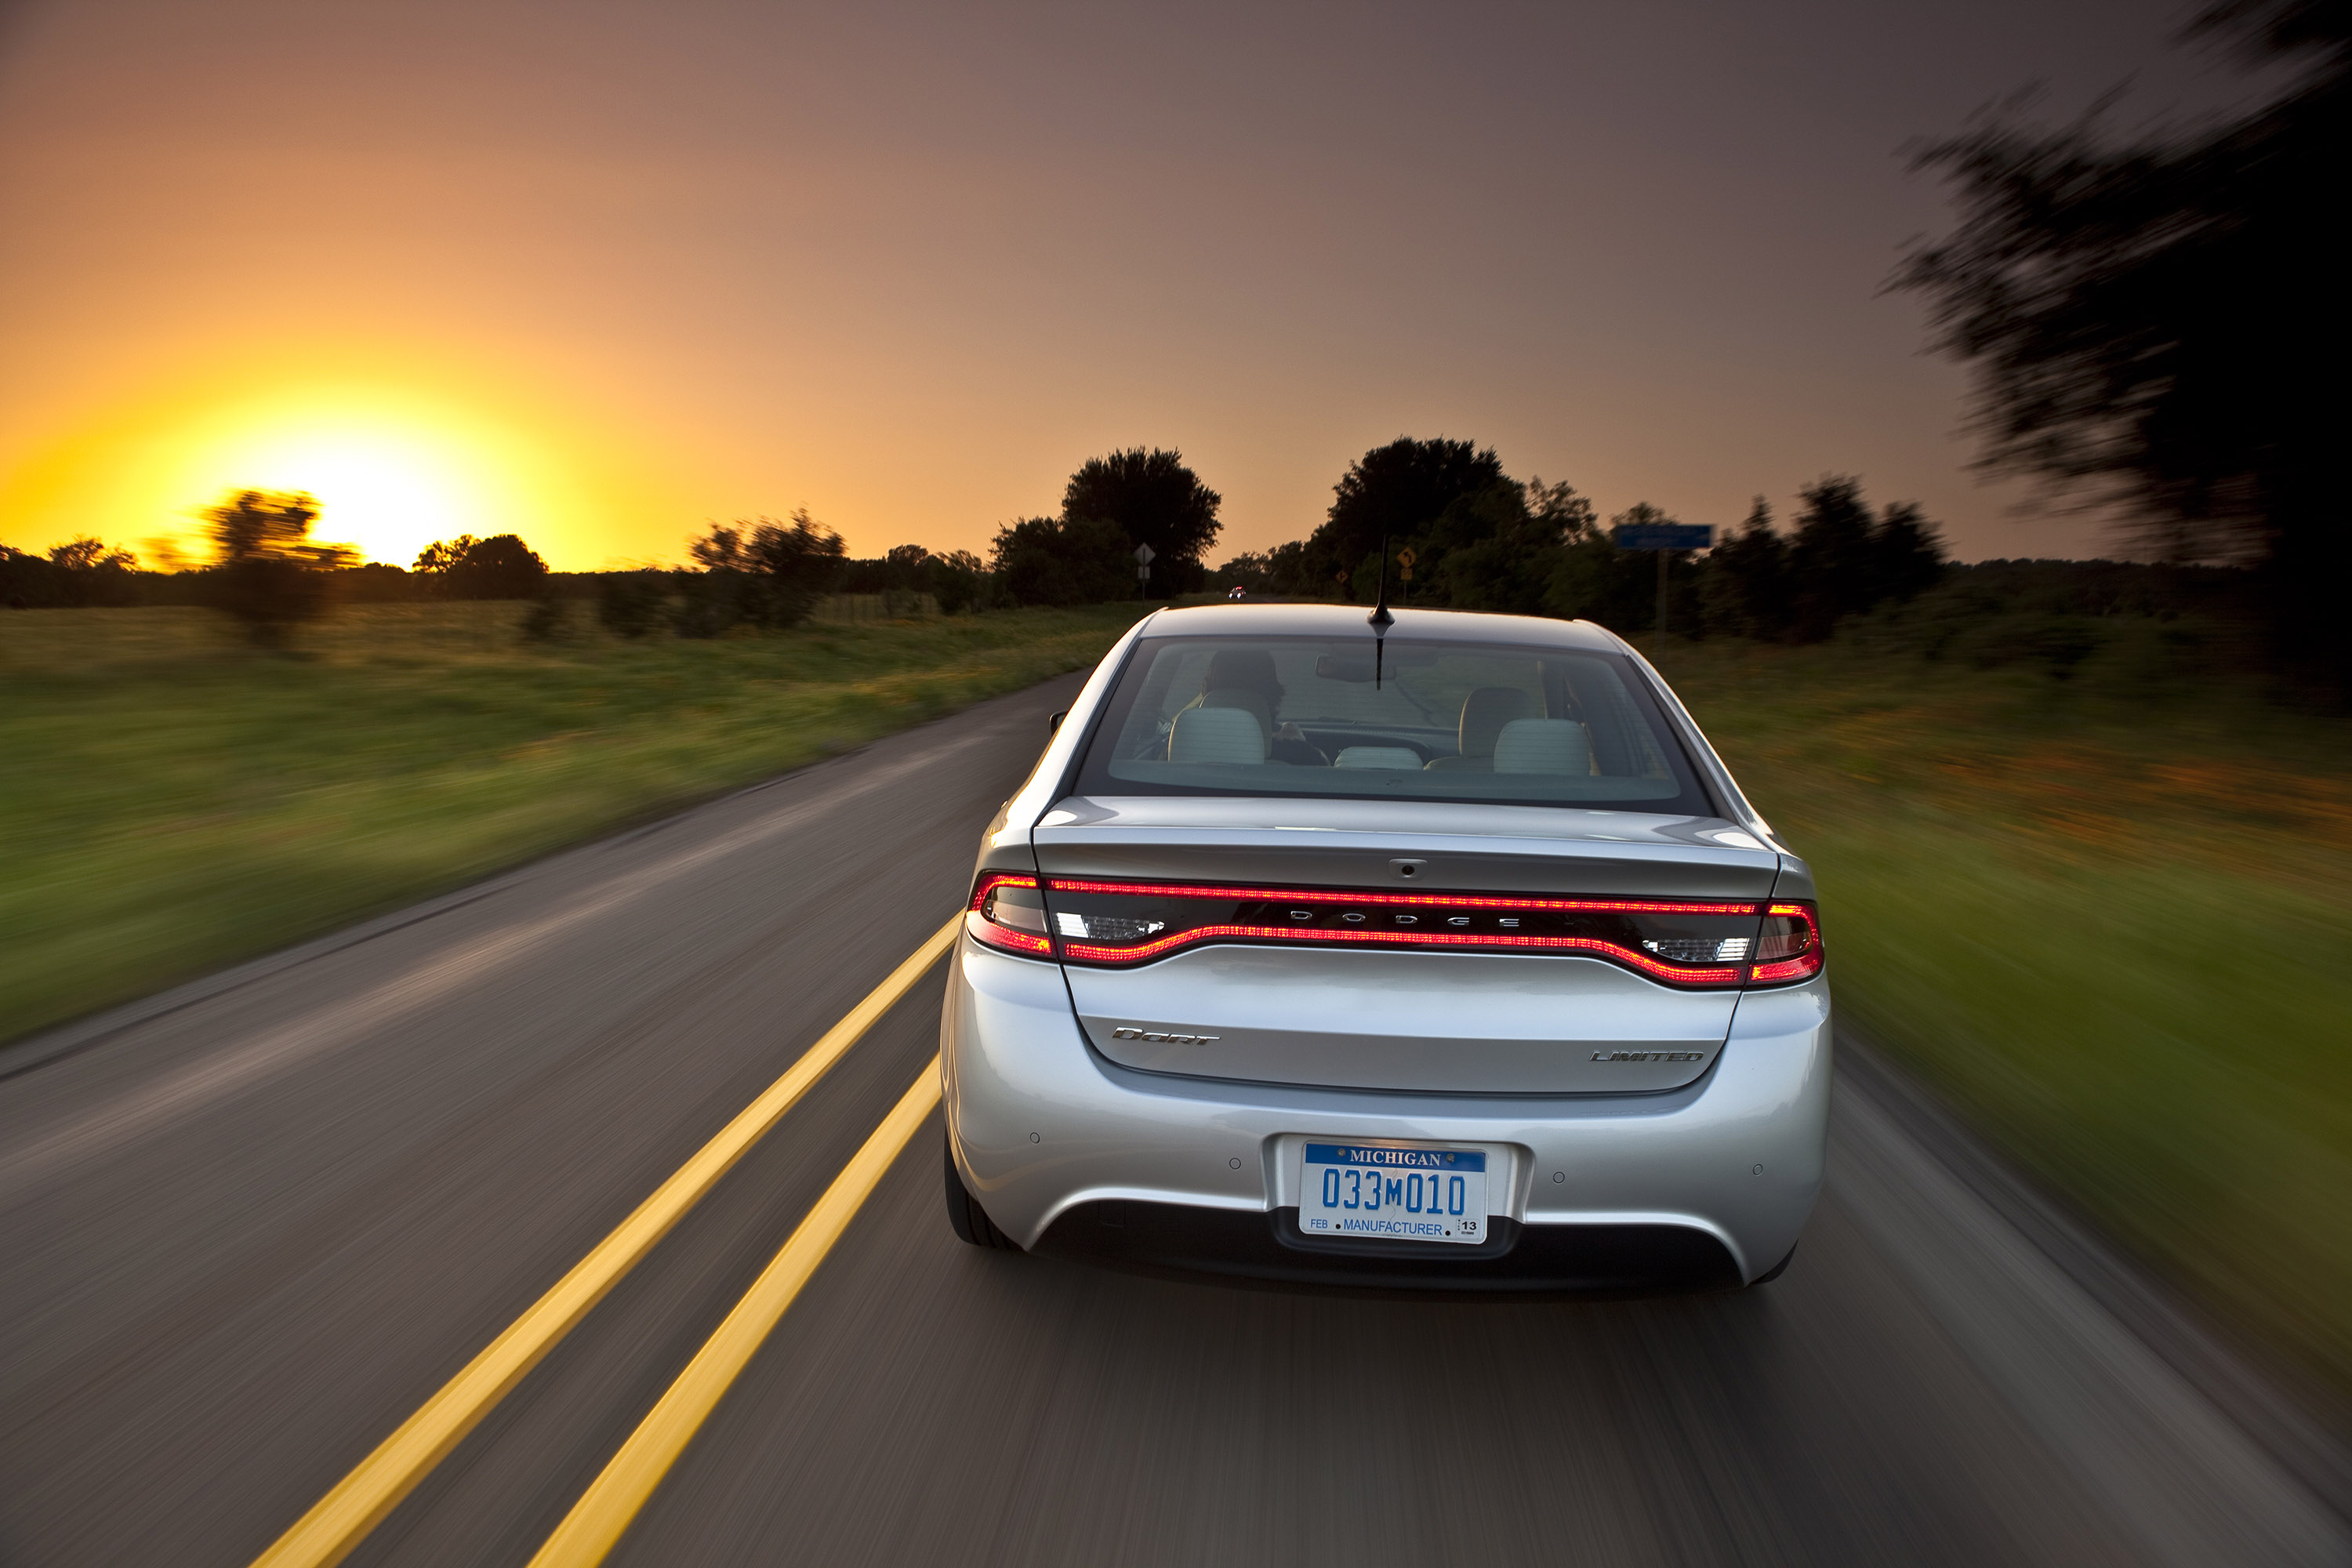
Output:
left=2, top=673, right=2346, bottom=1567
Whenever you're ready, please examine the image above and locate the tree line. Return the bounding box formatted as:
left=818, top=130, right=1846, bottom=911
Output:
left=0, top=495, right=563, bottom=642
left=0, top=446, right=1954, bottom=648
left=0, top=442, right=1228, bottom=644
left=591, top=443, right=1229, bottom=640
left=0, top=535, right=144, bottom=609
left=1210, top=436, right=1947, bottom=642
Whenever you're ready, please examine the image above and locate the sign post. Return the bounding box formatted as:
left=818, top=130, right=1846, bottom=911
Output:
left=1610, top=521, right=1713, bottom=648
left=1396, top=546, right=1416, bottom=604
left=1133, top=542, right=1156, bottom=597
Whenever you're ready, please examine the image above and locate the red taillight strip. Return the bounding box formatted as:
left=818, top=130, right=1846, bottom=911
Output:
left=967, top=872, right=1054, bottom=956
left=1045, top=877, right=1755, bottom=917
left=967, top=912, right=1052, bottom=955
left=971, top=871, right=1037, bottom=909
left=1748, top=901, right=1825, bottom=984
left=1061, top=924, right=1744, bottom=984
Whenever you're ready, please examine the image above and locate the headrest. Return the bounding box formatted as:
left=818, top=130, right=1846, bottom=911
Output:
left=1200, top=687, right=1273, bottom=739
left=1168, top=706, right=1266, bottom=765
left=1334, top=746, right=1424, bottom=771
left=1203, top=648, right=1281, bottom=696
left=1493, top=718, right=1592, bottom=775
left=1459, top=686, right=1537, bottom=759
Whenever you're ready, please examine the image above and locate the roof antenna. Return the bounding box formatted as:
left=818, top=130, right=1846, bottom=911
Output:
left=1368, top=535, right=1394, bottom=688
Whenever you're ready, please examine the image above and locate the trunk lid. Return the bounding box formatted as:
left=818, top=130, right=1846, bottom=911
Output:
left=1033, top=797, right=1780, bottom=1094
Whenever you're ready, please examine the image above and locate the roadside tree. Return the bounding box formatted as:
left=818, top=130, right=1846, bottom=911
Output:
left=881, top=543, right=935, bottom=615
left=1430, top=477, right=1596, bottom=613
left=201, top=489, right=353, bottom=645
left=1785, top=477, right=1945, bottom=641
left=1697, top=499, right=1791, bottom=639
left=1310, top=437, right=1507, bottom=596
left=414, top=534, right=550, bottom=599
left=1062, top=448, right=1222, bottom=593
left=413, top=535, right=477, bottom=578
left=739, top=510, right=846, bottom=626
left=451, top=535, right=548, bottom=598
left=992, top=515, right=1131, bottom=606
left=680, top=510, right=845, bottom=631
left=927, top=549, right=989, bottom=613
left=1896, top=0, right=2350, bottom=684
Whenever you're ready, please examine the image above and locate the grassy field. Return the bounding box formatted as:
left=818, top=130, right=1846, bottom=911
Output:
left=1658, top=637, right=2352, bottom=1398
left=0, top=601, right=1144, bottom=1045
left=8, top=601, right=2347, bottom=1396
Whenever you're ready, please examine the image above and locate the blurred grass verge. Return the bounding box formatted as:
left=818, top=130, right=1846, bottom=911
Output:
left=1, top=601, right=1142, bottom=1047
left=9, top=601, right=2347, bottom=1398
left=1661, top=637, right=2352, bottom=1401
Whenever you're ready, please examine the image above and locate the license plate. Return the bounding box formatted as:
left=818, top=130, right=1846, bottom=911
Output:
left=1300, top=1142, right=1488, bottom=1244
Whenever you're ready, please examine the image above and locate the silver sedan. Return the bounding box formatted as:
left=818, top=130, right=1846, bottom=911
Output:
left=940, top=602, right=1828, bottom=1290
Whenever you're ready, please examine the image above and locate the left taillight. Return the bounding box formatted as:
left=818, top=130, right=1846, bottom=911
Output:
left=1748, top=902, right=1824, bottom=985
left=967, top=872, right=1053, bottom=956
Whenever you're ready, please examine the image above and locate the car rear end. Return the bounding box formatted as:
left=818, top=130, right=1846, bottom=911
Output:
left=941, top=604, right=1828, bottom=1291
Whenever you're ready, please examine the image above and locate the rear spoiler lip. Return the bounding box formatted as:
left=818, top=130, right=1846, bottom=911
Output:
left=1029, top=825, right=1780, bottom=902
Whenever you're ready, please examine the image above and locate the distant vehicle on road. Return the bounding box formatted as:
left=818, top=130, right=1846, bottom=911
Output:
left=942, top=602, right=1827, bottom=1290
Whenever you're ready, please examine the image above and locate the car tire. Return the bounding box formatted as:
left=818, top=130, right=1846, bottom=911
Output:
left=945, top=1136, right=1021, bottom=1250
left=1749, top=1242, right=1798, bottom=1286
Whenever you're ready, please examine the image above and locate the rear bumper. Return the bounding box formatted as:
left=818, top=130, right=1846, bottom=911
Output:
left=1036, top=1204, right=1742, bottom=1294
left=941, top=937, right=1831, bottom=1290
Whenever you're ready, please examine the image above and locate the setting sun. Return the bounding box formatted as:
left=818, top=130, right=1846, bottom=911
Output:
left=0, top=374, right=633, bottom=570
left=188, top=419, right=481, bottom=566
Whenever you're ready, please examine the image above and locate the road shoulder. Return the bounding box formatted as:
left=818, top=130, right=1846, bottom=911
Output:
left=1833, top=1031, right=2352, bottom=1563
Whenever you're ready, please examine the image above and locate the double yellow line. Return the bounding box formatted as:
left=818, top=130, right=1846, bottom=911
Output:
left=254, top=913, right=964, bottom=1568
left=528, top=1066, right=939, bottom=1564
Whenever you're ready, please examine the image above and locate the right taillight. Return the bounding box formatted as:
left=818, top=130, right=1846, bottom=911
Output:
left=1748, top=902, right=1824, bottom=985
left=967, top=872, right=1053, bottom=956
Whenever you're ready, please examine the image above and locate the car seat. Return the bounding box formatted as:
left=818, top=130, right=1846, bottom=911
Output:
left=1168, top=706, right=1266, bottom=765
left=1424, top=687, right=1537, bottom=770
left=1492, top=718, right=1593, bottom=775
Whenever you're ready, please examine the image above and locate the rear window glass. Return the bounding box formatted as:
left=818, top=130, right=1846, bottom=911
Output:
left=1070, top=634, right=1714, bottom=814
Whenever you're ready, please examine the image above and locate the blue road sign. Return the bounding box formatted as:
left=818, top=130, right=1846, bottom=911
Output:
left=1613, top=522, right=1714, bottom=551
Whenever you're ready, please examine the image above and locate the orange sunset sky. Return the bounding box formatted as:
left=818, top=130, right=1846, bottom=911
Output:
left=0, top=1, right=2249, bottom=572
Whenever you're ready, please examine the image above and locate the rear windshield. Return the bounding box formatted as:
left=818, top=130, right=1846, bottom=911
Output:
left=1071, top=634, right=1715, bottom=814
